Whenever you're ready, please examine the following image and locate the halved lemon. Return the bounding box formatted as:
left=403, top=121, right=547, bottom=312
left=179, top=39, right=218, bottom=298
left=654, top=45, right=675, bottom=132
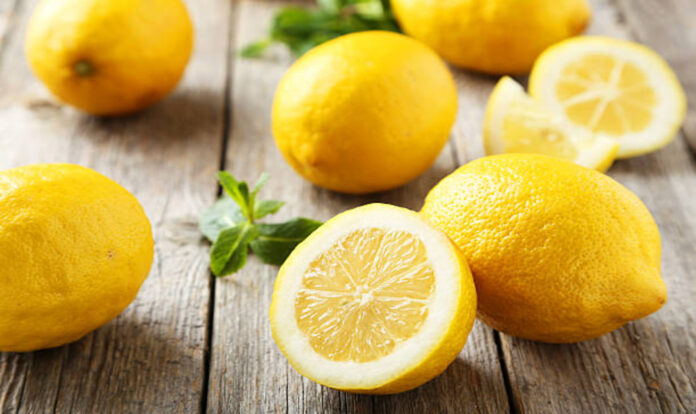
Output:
left=484, top=76, right=618, bottom=172
left=270, top=203, right=476, bottom=394
left=529, top=36, right=686, bottom=158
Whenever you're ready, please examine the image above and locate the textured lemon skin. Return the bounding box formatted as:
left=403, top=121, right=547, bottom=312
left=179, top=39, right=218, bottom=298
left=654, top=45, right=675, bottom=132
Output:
left=270, top=204, right=477, bottom=394
left=421, top=154, right=667, bottom=343
left=0, top=164, right=154, bottom=352
left=272, top=32, right=457, bottom=194
left=25, top=0, right=193, bottom=116
left=391, top=0, right=591, bottom=75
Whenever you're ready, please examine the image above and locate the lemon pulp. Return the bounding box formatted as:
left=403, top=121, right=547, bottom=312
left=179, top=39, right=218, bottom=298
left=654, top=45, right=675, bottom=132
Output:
left=557, top=53, right=657, bottom=135
left=484, top=76, right=617, bottom=171
left=530, top=37, right=686, bottom=158
left=502, top=97, right=578, bottom=159
left=295, top=228, right=435, bottom=362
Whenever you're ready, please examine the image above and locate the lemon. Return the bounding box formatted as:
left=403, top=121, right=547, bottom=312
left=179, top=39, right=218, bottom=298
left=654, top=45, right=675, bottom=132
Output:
left=391, top=0, right=591, bottom=74
left=421, top=154, right=667, bottom=343
left=272, top=31, right=457, bottom=194
left=0, top=164, right=154, bottom=352
left=529, top=36, right=687, bottom=158
left=484, top=76, right=618, bottom=171
left=25, top=0, right=193, bottom=116
left=270, top=204, right=476, bottom=393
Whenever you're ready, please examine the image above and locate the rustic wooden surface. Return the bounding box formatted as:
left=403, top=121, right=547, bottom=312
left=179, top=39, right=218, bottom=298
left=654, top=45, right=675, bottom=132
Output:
left=0, top=0, right=694, bottom=412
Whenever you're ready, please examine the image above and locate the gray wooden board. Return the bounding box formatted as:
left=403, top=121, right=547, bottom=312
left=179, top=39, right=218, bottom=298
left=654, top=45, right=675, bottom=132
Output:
left=0, top=0, right=695, bottom=412
left=0, top=0, right=230, bottom=411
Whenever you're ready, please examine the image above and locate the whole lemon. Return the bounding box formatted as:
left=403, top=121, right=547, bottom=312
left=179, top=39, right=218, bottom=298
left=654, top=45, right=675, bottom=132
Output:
left=421, top=154, right=666, bottom=343
left=272, top=31, right=457, bottom=194
left=0, top=164, right=154, bottom=352
left=391, top=0, right=591, bottom=74
left=25, top=0, right=193, bottom=116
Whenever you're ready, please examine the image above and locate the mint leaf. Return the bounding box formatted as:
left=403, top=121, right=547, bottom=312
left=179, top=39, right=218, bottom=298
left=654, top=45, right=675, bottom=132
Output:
left=240, top=38, right=272, bottom=58
left=242, top=0, right=400, bottom=58
left=199, top=195, right=245, bottom=242
left=201, top=172, right=323, bottom=277
left=253, top=200, right=285, bottom=220
left=250, top=218, right=323, bottom=265
left=251, top=172, right=270, bottom=198
left=318, top=0, right=341, bottom=13
left=210, top=223, right=258, bottom=277
left=217, top=171, right=252, bottom=220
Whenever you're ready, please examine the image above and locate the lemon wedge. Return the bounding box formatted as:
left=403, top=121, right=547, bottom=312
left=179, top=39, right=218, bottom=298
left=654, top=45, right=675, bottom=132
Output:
left=270, top=204, right=476, bottom=394
left=529, top=36, right=686, bottom=158
left=484, top=76, right=618, bottom=171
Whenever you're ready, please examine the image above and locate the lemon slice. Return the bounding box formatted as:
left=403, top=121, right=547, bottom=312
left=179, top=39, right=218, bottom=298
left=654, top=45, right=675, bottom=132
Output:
left=529, top=36, right=686, bottom=158
left=270, top=203, right=476, bottom=394
left=484, top=76, right=618, bottom=172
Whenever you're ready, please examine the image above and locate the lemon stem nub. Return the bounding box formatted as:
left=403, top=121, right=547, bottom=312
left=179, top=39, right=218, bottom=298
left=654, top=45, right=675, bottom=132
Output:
left=73, top=60, right=94, bottom=77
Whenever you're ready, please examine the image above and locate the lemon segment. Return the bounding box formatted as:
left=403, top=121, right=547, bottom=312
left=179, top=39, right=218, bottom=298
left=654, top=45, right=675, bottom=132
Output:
left=271, top=204, right=476, bottom=394
left=484, top=76, right=618, bottom=171
left=529, top=36, right=687, bottom=158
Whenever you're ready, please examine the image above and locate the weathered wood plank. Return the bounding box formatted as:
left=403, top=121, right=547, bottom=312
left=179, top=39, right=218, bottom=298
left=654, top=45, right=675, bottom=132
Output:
left=482, top=0, right=696, bottom=412
left=0, top=0, right=230, bottom=411
left=207, top=1, right=509, bottom=413
left=0, top=0, right=19, bottom=53
left=613, top=0, right=696, bottom=152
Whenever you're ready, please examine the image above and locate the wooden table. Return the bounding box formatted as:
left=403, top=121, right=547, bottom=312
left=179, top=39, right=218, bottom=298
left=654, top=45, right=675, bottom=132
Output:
left=1, top=0, right=694, bottom=412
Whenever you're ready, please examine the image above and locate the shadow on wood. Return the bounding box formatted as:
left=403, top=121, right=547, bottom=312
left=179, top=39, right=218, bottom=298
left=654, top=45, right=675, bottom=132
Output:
left=372, top=356, right=509, bottom=413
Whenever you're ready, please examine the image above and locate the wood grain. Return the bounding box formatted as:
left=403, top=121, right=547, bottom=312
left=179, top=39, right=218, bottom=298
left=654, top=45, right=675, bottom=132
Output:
left=206, top=1, right=509, bottom=413
left=0, top=0, right=19, bottom=53
left=490, top=0, right=696, bottom=412
left=613, top=0, right=696, bottom=152
left=0, top=0, right=230, bottom=411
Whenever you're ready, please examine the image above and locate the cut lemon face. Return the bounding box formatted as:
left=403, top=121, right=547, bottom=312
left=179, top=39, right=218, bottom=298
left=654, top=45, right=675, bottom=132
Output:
left=529, top=36, right=686, bottom=158
left=484, top=76, right=618, bottom=172
left=270, top=204, right=476, bottom=394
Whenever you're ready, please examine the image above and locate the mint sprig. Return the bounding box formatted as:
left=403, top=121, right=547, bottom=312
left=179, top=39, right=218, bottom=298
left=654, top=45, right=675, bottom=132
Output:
left=241, top=0, right=400, bottom=58
left=200, top=172, right=323, bottom=277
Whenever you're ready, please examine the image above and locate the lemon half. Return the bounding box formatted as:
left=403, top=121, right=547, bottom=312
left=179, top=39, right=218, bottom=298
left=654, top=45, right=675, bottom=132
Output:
left=530, top=36, right=686, bottom=158
left=270, top=204, right=476, bottom=394
left=484, top=76, right=618, bottom=171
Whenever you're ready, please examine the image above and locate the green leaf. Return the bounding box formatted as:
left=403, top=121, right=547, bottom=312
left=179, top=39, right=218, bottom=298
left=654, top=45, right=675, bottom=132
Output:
left=317, top=0, right=341, bottom=13
left=210, top=223, right=258, bottom=277
left=240, top=38, right=272, bottom=58
left=200, top=171, right=321, bottom=277
left=217, top=171, right=252, bottom=221
left=250, top=218, right=323, bottom=265
left=198, top=195, right=245, bottom=242
left=241, top=0, right=400, bottom=59
left=253, top=200, right=285, bottom=220
left=252, top=172, right=270, bottom=198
